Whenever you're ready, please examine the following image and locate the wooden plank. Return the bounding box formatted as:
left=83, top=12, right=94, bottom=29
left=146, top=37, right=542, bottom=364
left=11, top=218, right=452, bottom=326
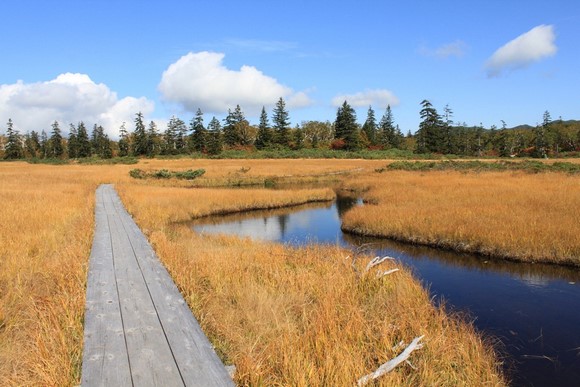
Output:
left=82, top=185, right=234, bottom=386
left=81, top=185, right=132, bottom=386
left=109, top=189, right=235, bottom=386
left=109, top=190, right=234, bottom=386
left=105, top=189, right=185, bottom=387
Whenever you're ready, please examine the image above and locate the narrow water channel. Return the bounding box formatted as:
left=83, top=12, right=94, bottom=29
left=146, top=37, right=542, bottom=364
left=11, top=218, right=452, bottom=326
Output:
left=192, top=196, right=580, bottom=386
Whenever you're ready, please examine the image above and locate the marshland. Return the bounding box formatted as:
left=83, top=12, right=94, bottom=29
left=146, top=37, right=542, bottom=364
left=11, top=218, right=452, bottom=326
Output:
left=1, top=158, right=579, bottom=385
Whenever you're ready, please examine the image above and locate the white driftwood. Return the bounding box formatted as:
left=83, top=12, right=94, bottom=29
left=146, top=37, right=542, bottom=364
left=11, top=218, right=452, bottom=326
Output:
left=357, top=335, right=425, bottom=387
left=376, top=268, right=399, bottom=278
left=365, top=256, right=395, bottom=273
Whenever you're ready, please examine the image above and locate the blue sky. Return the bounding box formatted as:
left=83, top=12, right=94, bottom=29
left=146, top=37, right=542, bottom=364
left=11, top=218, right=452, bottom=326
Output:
left=1, top=1, right=579, bottom=137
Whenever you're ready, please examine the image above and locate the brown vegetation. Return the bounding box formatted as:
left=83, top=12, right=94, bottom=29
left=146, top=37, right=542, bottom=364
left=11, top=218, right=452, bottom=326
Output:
left=0, top=159, right=511, bottom=386
left=341, top=170, right=580, bottom=266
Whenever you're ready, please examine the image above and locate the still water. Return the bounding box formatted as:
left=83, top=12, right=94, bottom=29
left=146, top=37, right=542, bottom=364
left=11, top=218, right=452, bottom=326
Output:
left=192, top=196, right=580, bottom=386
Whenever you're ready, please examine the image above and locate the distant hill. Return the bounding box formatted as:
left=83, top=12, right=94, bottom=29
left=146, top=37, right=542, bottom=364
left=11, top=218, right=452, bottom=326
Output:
left=508, top=120, right=580, bottom=131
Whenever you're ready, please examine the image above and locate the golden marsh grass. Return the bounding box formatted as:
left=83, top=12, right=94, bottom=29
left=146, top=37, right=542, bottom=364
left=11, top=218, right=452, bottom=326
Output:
left=0, top=159, right=520, bottom=385
left=341, top=170, right=580, bottom=265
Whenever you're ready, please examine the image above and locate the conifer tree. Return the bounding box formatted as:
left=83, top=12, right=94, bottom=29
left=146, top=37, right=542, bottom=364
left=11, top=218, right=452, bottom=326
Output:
left=379, top=105, right=396, bottom=149
left=162, top=116, right=178, bottom=154
left=362, top=106, right=378, bottom=146
left=334, top=101, right=359, bottom=150
left=68, top=123, right=79, bottom=158
left=76, top=121, right=91, bottom=157
left=146, top=121, right=159, bottom=157
left=174, top=117, right=188, bottom=153
left=293, top=125, right=305, bottom=149
left=255, top=106, right=273, bottom=149
left=118, top=122, right=130, bottom=157
left=132, top=112, right=148, bottom=156
left=190, top=108, right=207, bottom=152
left=223, top=105, right=245, bottom=147
left=415, top=100, right=443, bottom=154
left=24, top=130, right=41, bottom=158
left=3, top=119, right=23, bottom=159
left=40, top=130, right=49, bottom=158
left=91, top=124, right=112, bottom=158
left=206, top=116, right=223, bottom=155
left=442, top=104, right=456, bottom=154
left=272, top=97, right=290, bottom=146
left=49, top=121, right=64, bottom=158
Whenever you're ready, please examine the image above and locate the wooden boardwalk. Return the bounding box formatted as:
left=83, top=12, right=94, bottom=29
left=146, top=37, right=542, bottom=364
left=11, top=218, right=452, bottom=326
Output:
left=81, top=184, right=234, bottom=387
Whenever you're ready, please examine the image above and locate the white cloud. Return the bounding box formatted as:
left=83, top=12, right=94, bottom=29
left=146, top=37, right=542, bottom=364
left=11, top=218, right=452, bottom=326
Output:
left=419, top=40, right=467, bottom=59
left=485, top=25, right=557, bottom=77
left=331, top=89, right=399, bottom=108
left=158, top=51, right=313, bottom=115
left=0, top=73, right=154, bottom=138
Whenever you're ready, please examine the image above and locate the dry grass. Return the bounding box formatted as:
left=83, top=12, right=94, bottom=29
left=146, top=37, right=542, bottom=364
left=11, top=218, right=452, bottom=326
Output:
left=118, top=182, right=505, bottom=386
left=341, top=170, right=580, bottom=265
left=0, top=159, right=506, bottom=386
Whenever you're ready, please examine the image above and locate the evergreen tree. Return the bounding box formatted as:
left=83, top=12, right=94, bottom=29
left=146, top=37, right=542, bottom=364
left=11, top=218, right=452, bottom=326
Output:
left=118, top=122, right=130, bottom=157
left=91, top=124, right=112, bottom=158
left=76, top=121, right=91, bottom=157
left=49, top=121, right=64, bottom=158
left=3, top=119, right=23, bottom=159
left=162, top=116, right=179, bottom=154
left=442, top=104, right=456, bottom=154
left=146, top=121, right=159, bottom=157
left=206, top=116, right=223, bottom=155
left=68, top=123, right=79, bottom=158
left=293, top=125, right=305, bottom=149
left=174, top=117, right=188, bottom=153
left=132, top=112, right=148, bottom=156
left=379, top=105, right=396, bottom=149
left=362, top=106, right=378, bottom=146
left=334, top=101, right=359, bottom=150
left=190, top=108, right=207, bottom=152
left=497, top=129, right=511, bottom=157
left=40, top=130, right=49, bottom=158
left=272, top=97, right=290, bottom=146
left=24, top=130, right=41, bottom=158
left=415, top=100, right=443, bottom=154
left=475, top=124, right=484, bottom=157
left=255, top=106, right=273, bottom=149
left=223, top=105, right=245, bottom=147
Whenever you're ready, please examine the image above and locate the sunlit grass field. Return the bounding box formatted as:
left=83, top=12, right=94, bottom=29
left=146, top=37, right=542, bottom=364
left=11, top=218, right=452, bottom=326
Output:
left=341, top=170, right=580, bottom=266
left=10, top=158, right=579, bottom=384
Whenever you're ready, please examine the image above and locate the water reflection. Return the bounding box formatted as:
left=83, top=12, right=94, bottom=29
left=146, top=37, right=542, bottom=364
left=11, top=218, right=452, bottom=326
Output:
left=191, top=196, right=580, bottom=386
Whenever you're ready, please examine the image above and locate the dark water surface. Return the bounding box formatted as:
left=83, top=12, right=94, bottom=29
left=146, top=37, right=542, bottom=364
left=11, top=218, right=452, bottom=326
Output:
left=192, top=196, right=580, bottom=386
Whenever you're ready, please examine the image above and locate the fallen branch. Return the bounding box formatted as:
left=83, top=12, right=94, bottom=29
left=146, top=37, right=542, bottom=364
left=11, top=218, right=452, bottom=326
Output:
left=364, top=256, right=395, bottom=273
left=376, top=268, right=399, bottom=278
left=357, top=335, right=425, bottom=387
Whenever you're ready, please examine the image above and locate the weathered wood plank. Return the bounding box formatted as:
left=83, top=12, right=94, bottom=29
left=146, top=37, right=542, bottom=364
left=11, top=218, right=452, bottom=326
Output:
left=110, top=190, right=235, bottom=385
left=81, top=185, right=132, bottom=386
left=82, top=184, right=234, bottom=387
left=106, top=200, right=184, bottom=386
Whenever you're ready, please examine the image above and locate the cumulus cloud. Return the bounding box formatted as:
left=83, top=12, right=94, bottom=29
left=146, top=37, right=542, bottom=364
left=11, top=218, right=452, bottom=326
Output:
left=485, top=25, right=557, bottom=77
left=419, top=40, right=467, bottom=59
left=331, top=89, right=399, bottom=108
left=158, top=51, right=313, bottom=115
left=0, top=73, right=154, bottom=137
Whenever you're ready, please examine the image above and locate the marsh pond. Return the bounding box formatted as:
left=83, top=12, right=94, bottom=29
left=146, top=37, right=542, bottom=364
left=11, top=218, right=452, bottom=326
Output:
left=192, top=194, right=580, bottom=386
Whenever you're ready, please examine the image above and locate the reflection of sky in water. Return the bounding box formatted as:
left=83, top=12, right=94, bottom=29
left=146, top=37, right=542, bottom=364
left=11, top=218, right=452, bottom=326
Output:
left=195, top=205, right=344, bottom=245
left=192, top=197, right=580, bottom=386
left=196, top=218, right=283, bottom=241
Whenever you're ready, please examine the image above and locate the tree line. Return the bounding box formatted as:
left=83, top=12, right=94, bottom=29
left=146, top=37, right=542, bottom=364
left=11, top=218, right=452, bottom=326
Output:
left=2, top=97, right=580, bottom=160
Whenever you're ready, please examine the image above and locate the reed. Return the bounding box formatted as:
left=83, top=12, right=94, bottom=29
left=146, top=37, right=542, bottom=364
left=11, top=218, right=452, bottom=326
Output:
left=118, top=182, right=505, bottom=386
left=341, top=170, right=580, bottom=265
left=0, top=159, right=506, bottom=386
